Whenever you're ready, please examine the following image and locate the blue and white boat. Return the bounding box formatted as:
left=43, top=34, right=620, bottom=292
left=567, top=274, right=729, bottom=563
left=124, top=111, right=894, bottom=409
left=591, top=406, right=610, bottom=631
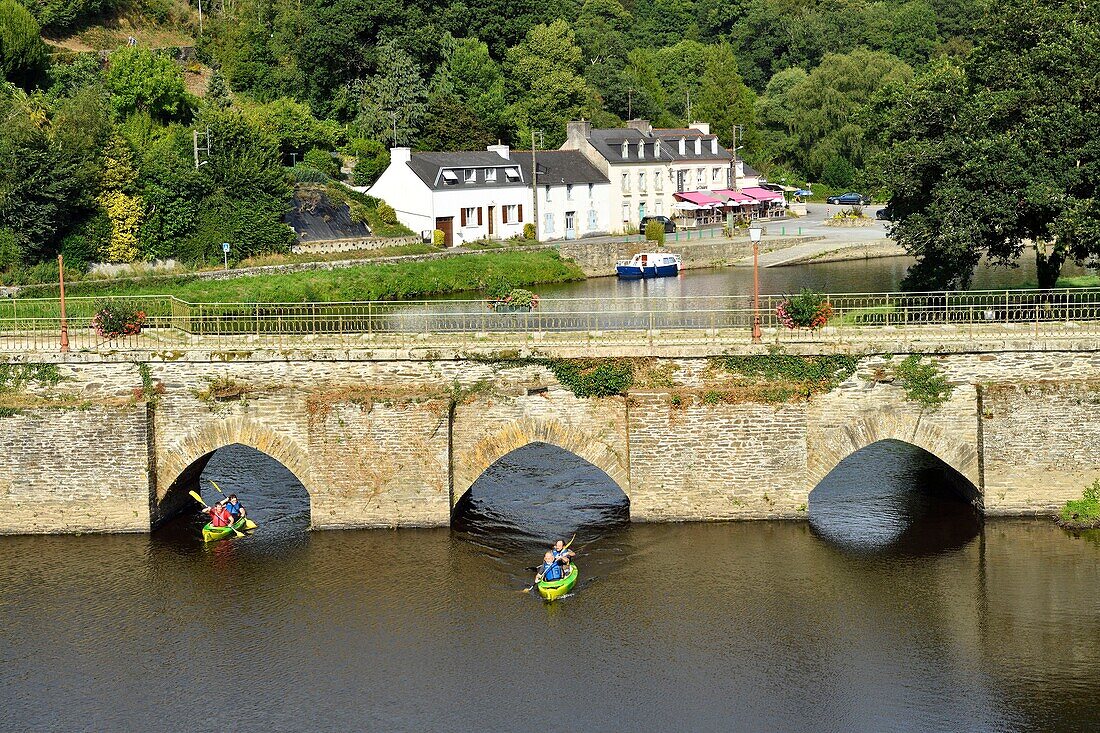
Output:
left=615, top=252, right=682, bottom=279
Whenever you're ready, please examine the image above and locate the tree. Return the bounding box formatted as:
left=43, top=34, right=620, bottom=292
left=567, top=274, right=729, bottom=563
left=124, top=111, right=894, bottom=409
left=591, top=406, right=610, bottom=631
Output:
left=422, top=36, right=509, bottom=148
left=205, top=69, right=231, bottom=109
left=242, top=97, right=339, bottom=159
left=105, top=47, right=190, bottom=120
left=0, top=0, right=48, bottom=90
left=692, top=44, right=756, bottom=149
left=98, top=135, right=143, bottom=262
left=346, top=138, right=389, bottom=186
left=869, top=0, right=1100, bottom=289
left=506, top=20, right=595, bottom=148
left=573, top=0, right=631, bottom=64
left=352, top=41, right=428, bottom=146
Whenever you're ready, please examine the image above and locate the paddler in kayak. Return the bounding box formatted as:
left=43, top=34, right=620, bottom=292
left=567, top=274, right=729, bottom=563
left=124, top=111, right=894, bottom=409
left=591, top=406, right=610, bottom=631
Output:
left=551, top=539, right=575, bottom=574
left=534, top=551, right=565, bottom=585
left=224, top=493, right=246, bottom=523
left=202, top=499, right=233, bottom=528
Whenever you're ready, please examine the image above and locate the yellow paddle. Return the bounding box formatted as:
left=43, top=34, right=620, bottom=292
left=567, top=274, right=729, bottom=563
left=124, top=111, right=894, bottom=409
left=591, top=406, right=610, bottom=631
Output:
left=189, top=489, right=243, bottom=538
left=522, top=534, right=577, bottom=593
left=208, top=479, right=257, bottom=532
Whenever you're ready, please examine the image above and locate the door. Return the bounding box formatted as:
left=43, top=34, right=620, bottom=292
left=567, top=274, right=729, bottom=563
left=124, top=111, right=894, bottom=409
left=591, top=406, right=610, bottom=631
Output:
left=676, top=170, right=685, bottom=192
left=487, top=207, right=495, bottom=236
left=565, top=211, right=576, bottom=240
left=435, top=217, right=454, bottom=247
left=638, top=203, right=646, bottom=221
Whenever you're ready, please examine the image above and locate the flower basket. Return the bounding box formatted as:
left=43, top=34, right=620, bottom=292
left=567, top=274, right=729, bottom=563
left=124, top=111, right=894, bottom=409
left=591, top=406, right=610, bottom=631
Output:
left=776, top=290, right=833, bottom=331
left=488, top=288, right=539, bottom=312
left=91, top=300, right=147, bottom=339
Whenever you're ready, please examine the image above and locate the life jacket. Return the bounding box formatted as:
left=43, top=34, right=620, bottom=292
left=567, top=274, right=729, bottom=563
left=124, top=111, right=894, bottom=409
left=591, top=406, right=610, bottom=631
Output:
left=210, top=506, right=231, bottom=527
left=540, top=561, right=563, bottom=582
left=226, top=500, right=241, bottom=517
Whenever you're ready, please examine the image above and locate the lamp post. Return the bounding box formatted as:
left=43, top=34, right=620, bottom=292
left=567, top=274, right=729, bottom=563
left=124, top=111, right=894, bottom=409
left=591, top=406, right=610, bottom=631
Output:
left=749, top=226, right=762, bottom=343
left=57, top=254, right=69, bottom=353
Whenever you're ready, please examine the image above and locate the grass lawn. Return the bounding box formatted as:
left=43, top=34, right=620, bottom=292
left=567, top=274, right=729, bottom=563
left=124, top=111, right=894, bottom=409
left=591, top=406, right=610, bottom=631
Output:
left=19, top=250, right=586, bottom=303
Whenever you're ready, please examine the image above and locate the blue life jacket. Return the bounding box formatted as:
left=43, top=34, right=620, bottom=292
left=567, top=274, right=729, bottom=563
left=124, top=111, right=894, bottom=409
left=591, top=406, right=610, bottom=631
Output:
left=540, top=561, right=563, bottom=582
left=226, top=500, right=242, bottom=517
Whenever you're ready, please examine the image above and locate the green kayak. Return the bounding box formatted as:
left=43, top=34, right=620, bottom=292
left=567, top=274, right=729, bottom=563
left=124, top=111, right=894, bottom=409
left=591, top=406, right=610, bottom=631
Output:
left=537, top=564, right=578, bottom=601
left=202, top=517, right=256, bottom=543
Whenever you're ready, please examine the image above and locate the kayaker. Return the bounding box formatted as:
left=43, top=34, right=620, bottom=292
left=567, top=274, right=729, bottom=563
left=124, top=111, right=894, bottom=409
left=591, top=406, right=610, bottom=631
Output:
left=225, top=494, right=246, bottom=522
left=203, top=500, right=232, bottom=528
left=535, top=551, right=564, bottom=584
left=551, top=539, right=575, bottom=564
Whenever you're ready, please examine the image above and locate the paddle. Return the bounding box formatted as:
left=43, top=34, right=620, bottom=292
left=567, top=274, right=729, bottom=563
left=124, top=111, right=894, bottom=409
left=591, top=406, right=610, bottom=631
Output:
left=190, top=489, right=243, bottom=538
left=521, top=534, right=578, bottom=593
left=208, top=480, right=250, bottom=536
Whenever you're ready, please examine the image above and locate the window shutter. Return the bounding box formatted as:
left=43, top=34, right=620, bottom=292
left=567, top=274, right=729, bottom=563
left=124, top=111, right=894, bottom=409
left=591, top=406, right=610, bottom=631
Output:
left=518, top=204, right=523, bottom=222
left=460, top=209, right=467, bottom=227
left=477, top=207, right=483, bottom=226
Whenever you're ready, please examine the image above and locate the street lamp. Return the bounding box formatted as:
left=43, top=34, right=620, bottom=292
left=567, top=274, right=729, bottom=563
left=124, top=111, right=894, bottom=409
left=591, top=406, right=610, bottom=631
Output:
left=749, top=226, right=762, bottom=343
left=57, top=254, right=69, bottom=353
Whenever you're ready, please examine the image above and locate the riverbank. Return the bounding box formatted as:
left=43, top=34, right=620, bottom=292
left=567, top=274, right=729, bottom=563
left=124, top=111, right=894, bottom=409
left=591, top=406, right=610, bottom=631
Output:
left=16, top=250, right=585, bottom=302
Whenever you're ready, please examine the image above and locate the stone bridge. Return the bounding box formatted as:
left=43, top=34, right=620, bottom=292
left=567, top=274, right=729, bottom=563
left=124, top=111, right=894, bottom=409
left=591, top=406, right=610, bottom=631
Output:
left=1, top=341, right=1097, bottom=534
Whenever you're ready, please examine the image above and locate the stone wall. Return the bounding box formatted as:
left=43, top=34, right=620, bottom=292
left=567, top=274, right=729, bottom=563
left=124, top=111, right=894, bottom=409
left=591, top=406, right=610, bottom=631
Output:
left=291, top=236, right=421, bottom=255
left=3, top=349, right=1100, bottom=534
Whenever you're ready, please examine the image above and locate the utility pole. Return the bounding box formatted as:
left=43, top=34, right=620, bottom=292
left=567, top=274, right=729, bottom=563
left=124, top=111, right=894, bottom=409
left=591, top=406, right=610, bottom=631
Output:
left=686, top=89, right=691, bottom=121
left=628, top=88, right=633, bottom=120
left=198, top=0, right=203, bottom=36
left=391, top=112, right=398, bottom=147
left=530, top=128, right=542, bottom=241
left=193, top=126, right=211, bottom=169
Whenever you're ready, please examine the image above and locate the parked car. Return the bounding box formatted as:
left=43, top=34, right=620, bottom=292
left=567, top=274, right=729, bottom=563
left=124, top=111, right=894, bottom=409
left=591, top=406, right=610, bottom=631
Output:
left=826, top=192, right=871, bottom=206
left=640, top=215, right=677, bottom=233
left=876, top=203, right=895, bottom=221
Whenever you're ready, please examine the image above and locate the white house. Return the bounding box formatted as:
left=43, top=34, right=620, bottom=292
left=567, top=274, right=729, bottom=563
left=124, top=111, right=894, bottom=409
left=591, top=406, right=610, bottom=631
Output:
left=533, top=150, right=611, bottom=240
left=368, top=145, right=530, bottom=247
left=561, top=119, right=751, bottom=231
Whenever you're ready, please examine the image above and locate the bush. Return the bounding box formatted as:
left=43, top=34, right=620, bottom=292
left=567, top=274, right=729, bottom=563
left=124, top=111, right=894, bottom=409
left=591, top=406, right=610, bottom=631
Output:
left=1059, top=479, right=1100, bottom=529
left=303, top=148, right=339, bottom=179
left=59, top=210, right=111, bottom=272
left=346, top=138, right=389, bottom=186
left=288, top=164, right=330, bottom=183
left=432, top=229, right=445, bottom=247
left=91, top=299, right=146, bottom=338
left=776, top=289, right=833, bottom=329
left=893, top=355, right=953, bottom=407
left=645, top=220, right=666, bottom=245
left=0, top=0, right=48, bottom=89
left=523, top=222, right=537, bottom=240
left=482, top=274, right=512, bottom=300
left=0, top=227, right=20, bottom=271
left=376, top=201, right=398, bottom=225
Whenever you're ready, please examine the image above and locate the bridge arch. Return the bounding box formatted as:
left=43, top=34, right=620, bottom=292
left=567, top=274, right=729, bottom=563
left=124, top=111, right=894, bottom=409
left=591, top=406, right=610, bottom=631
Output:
left=452, top=417, right=629, bottom=507
left=154, top=417, right=313, bottom=523
left=806, top=410, right=981, bottom=505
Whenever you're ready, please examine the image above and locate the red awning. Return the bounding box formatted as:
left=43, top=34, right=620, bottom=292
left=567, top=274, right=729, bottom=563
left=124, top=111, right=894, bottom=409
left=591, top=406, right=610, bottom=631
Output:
left=674, top=191, right=723, bottom=207
left=712, top=189, right=757, bottom=205
left=740, top=186, right=785, bottom=202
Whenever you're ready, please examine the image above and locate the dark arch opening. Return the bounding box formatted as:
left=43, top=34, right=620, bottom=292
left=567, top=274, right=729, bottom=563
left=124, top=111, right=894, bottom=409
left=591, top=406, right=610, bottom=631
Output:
left=154, top=444, right=311, bottom=543
left=452, top=442, right=629, bottom=552
left=808, top=439, right=982, bottom=555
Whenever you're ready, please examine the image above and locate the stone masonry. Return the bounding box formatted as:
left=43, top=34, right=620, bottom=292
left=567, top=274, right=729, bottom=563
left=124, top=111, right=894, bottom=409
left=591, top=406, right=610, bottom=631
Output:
left=2, top=347, right=1100, bottom=534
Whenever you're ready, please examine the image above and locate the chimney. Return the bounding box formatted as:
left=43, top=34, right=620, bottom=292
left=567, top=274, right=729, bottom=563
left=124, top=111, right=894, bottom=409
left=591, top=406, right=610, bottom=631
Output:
left=390, top=147, right=411, bottom=164
left=689, top=121, right=710, bottom=135
left=487, top=143, right=510, bottom=160
left=627, top=119, right=652, bottom=135
left=565, top=120, right=592, bottom=148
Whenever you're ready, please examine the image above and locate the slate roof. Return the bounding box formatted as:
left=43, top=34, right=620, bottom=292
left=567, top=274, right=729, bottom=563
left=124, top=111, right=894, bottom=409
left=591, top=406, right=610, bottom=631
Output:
left=534, top=150, right=608, bottom=185
left=284, top=186, right=371, bottom=241
left=584, top=127, right=734, bottom=164
left=407, top=151, right=527, bottom=191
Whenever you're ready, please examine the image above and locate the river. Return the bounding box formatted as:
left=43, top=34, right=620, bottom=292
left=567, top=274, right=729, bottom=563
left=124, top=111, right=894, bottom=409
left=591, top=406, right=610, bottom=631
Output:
left=2, top=443, right=1098, bottom=731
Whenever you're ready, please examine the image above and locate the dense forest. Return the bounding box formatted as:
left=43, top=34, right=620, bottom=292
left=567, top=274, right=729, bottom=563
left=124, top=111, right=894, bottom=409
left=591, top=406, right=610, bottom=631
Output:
left=0, top=0, right=1096, bottom=289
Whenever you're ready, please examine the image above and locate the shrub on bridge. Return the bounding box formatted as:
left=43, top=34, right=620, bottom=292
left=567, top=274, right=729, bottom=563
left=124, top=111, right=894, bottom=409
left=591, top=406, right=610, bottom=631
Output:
left=776, top=289, right=833, bottom=330
left=645, top=220, right=665, bottom=245
left=91, top=299, right=146, bottom=339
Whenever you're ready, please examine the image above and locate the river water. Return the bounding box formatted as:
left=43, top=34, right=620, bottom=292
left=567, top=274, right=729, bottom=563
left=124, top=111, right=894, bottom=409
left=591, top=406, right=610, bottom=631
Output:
left=2, top=443, right=1099, bottom=732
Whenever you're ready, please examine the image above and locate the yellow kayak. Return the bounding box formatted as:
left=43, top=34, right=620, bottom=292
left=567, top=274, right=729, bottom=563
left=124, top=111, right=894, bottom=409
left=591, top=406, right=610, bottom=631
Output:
left=202, top=517, right=257, bottom=543
left=537, top=564, right=579, bottom=601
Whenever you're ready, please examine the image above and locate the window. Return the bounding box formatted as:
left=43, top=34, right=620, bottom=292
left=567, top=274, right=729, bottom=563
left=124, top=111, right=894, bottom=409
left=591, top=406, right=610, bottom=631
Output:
left=622, top=202, right=630, bottom=222
left=712, top=167, right=722, bottom=183
left=696, top=168, right=705, bottom=186
left=678, top=137, right=686, bottom=155
left=503, top=204, right=522, bottom=224
left=544, top=212, right=554, bottom=233
left=545, top=184, right=551, bottom=203
left=638, top=142, right=645, bottom=159
left=694, top=138, right=701, bottom=155
left=621, top=172, right=631, bottom=193
left=441, top=169, right=458, bottom=184
left=638, top=172, right=647, bottom=193
left=588, top=183, right=594, bottom=198
left=461, top=207, right=477, bottom=226
left=485, top=168, right=497, bottom=182
left=676, top=169, right=685, bottom=191
left=505, top=167, right=521, bottom=181
left=711, top=138, right=718, bottom=155
left=655, top=171, right=663, bottom=192
left=565, top=211, right=575, bottom=231
left=464, top=169, right=476, bottom=183
left=654, top=140, right=662, bottom=157
left=566, top=184, right=573, bottom=201
left=588, top=208, right=598, bottom=231
left=655, top=202, right=664, bottom=216
left=621, top=141, right=628, bottom=158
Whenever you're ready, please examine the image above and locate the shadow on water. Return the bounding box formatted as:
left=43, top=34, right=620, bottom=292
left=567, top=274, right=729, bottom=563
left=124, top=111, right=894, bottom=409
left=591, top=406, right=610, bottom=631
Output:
left=451, top=442, right=631, bottom=591
left=808, top=439, right=982, bottom=557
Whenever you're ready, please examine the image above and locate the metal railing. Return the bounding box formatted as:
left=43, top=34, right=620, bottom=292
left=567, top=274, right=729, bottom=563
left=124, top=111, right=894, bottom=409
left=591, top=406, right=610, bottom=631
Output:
left=4, top=288, right=1100, bottom=352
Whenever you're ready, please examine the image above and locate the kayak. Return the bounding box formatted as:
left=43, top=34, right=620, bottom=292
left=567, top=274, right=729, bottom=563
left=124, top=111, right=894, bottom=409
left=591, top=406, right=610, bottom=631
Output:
left=537, top=564, right=578, bottom=601
left=202, top=517, right=257, bottom=543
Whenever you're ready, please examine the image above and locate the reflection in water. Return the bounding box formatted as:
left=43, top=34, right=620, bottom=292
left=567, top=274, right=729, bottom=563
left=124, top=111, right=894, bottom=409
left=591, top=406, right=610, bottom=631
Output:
left=3, top=441, right=1100, bottom=731
left=809, top=440, right=982, bottom=555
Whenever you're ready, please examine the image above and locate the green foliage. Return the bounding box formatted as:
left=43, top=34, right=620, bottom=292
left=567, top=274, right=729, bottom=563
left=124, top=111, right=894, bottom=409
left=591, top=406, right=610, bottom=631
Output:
left=288, top=163, right=330, bottom=183
left=0, top=226, right=18, bottom=270
left=346, top=138, right=389, bottom=187
left=242, top=97, right=338, bottom=158
left=0, top=362, right=61, bottom=391
left=22, top=0, right=112, bottom=34
left=542, top=358, right=635, bottom=398
left=431, top=229, right=445, bottom=247
left=105, top=47, right=189, bottom=120
left=776, top=289, right=833, bottom=329
left=645, top=220, right=665, bottom=244
left=710, top=355, right=858, bottom=399
left=303, top=147, right=338, bottom=178
left=352, top=40, right=428, bottom=146
left=1059, top=479, right=1100, bottom=529
left=523, top=222, right=536, bottom=240
left=0, top=0, right=48, bottom=89
left=892, top=354, right=953, bottom=407
left=59, top=209, right=110, bottom=271
left=91, top=297, right=146, bottom=337
left=205, top=69, right=231, bottom=109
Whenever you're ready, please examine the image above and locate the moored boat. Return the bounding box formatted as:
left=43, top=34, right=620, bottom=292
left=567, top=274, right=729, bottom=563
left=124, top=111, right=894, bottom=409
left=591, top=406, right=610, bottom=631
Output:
left=615, top=252, right=682, bottom=279
left=537, top=563, right=579, bottom=601
left=202, top=516, right=257, bottom=543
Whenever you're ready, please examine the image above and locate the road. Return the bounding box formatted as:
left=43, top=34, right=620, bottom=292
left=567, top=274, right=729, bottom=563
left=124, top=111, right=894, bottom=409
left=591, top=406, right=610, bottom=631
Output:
left=740, top=204, right=896, bottom=267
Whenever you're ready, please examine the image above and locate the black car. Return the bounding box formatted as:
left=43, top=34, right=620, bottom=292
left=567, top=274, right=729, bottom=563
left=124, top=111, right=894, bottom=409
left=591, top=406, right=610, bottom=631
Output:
left=640, top=215, right=676, bottom=233
left=876, top=203, right=895, bottom=221
left=826, top=192, right=871, bottom=206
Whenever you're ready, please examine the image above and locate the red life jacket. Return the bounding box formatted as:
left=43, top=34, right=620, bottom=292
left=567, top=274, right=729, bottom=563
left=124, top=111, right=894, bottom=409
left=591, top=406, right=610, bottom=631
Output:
left=210, top=506, right=231, bottom=527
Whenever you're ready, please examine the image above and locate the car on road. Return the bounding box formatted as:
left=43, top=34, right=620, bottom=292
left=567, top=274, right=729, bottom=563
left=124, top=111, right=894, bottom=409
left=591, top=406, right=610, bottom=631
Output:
left=640, top=215, right=677, bottom=233
left=876, top=203, right=895, bottom=221
left=826, top=192, right=871, bottom=206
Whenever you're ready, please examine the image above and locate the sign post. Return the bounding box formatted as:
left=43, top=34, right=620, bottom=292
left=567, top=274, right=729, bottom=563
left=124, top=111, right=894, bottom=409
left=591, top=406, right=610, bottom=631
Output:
left=222, top=242, right=230, bottom=271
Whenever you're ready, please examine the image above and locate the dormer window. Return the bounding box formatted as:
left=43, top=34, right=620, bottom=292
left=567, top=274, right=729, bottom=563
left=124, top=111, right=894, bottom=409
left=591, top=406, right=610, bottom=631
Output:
left=654, top=140, right=662, bottom=157
left=464, top=169, right=476, bottom=183
left=679, top=137, right=686, bottom=155
left=638, top=142, right=645, bottom=159
left=694, top=138, right=701, bottom=155
left=711, top=138, right=718, bottom=155
left=621, top=141, right=629, bottom=158
left=505, top=167, right=521, bottom=181
left=485, top=168, right=497, bottom=182
left=441, top=169, right=458, bottom=184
